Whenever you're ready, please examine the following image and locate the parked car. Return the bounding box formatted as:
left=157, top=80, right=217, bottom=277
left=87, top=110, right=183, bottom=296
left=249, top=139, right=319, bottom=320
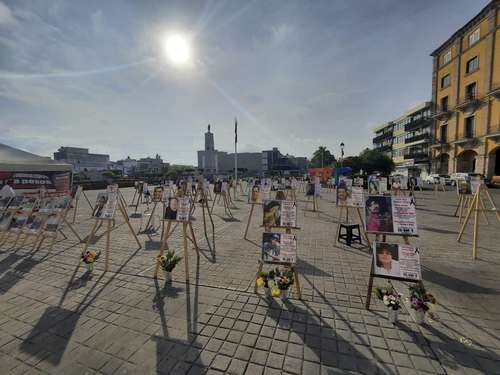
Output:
left=424, top=174, right=452, bottom=185
left=424, top=174, right=439, bottom=184
left=449, top=172, right=469, bottom=186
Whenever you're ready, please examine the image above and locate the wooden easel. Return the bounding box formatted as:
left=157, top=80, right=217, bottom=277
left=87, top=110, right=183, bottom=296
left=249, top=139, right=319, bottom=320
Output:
left=457, top=183, right=500, bottom=259
left=305, top=194, right=319, bottom=212
left=71, top=187, right=94, bottom=224
left=139, top=199, right=162, bottom=235
left=434, top=182, right=446, bottom=195
left=365, top=233, right=419, bottom=310
left=211, top=191, right=233, bottom=218
left=254, top=224, right=302, bottom=299
left=454, top=193, right=489, bottom=223
left=335, top=205, right=370, bottom=246
left=81, top=190, right=141, bottom=271
left=153, top=218, right=199, bottom=281
left=244, top=202, right=261, bottom=239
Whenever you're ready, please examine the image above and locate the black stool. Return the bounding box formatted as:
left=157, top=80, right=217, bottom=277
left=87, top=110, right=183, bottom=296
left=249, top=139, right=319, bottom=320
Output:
left=338, top=224, right=362, bottom=246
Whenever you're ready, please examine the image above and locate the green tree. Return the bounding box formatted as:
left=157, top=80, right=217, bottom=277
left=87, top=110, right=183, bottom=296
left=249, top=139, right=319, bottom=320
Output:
left=310, top=146, right=336, bottom=168
left=358, top=148, right=394, bottom=174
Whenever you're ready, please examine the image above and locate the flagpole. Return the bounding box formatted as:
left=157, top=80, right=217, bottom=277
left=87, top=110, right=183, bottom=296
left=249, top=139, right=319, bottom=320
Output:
left=234, top=117, right=238, bottom=197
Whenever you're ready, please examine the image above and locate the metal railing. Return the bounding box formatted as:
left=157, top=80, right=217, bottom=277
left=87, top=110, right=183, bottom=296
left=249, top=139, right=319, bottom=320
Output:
left=405, top=133, right=430, bottom=144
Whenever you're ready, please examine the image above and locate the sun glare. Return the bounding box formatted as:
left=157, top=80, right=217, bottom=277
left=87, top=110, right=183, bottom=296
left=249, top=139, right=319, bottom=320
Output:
left=162, top=34, right=191, bottom=66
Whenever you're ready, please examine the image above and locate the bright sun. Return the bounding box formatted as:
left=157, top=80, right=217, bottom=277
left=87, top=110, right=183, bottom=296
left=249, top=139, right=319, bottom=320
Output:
left=162, top=34, right=191, bottom=65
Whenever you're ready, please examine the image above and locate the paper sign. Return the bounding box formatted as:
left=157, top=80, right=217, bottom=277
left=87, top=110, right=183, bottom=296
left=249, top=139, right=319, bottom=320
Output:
left=262, top=232, right=297, bottom=264
left=373, top=242, right=421, bottom=280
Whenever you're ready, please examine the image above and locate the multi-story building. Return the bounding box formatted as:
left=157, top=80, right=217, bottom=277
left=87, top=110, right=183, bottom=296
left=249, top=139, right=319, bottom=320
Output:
left=136, top=154, right=169, bottom=175
left=430, top=0, right=500, bottom=178
left=373, top=102, right=432, bottom=177
left=53, top=147, right=109, bottom=172
left=197, top=126, right=308, bottom=176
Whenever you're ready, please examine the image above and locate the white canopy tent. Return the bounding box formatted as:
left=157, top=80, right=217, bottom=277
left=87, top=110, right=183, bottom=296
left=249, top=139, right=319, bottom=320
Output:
left=0, top=143, right=71, bottom=172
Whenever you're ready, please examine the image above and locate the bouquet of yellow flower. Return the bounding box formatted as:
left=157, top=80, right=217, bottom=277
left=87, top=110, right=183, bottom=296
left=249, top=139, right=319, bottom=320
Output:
left=81, top=250, right=100, bottom=271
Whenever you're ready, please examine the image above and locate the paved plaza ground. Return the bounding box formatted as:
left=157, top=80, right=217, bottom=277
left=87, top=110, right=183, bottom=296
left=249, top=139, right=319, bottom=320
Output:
left=0, top=186, right=499, bottom=375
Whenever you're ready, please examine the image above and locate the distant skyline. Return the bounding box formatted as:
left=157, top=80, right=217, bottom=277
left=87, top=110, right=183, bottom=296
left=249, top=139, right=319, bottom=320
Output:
left=0, top=0, right=491, bottom=164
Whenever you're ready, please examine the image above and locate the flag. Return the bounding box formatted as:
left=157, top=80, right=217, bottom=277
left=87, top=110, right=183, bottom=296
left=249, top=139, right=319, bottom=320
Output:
left=235, top=117, right=238, bottom=144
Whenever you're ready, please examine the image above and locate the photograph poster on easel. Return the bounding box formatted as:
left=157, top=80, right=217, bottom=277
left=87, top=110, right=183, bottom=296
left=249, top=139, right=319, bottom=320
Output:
left=365, top=196, right=417, bottom=235
left=248, top=186, right=262, bottom=204
left=457, top=179, right=471, bottom=195
left=262, top=232, right=297, bottom=264
left=470, top=176, right=481, bottom=195
left=373, top=242, right=421, bottom=280
left=93, top=192, right=118, bottom=219
left=337, top=178, right=364, bottom=208
left=164, top=197, right=191, bottom=221
left=39, top=196, right=71, bottom=213
left=153, top=187, right=164, bottom=202
left=368, top=175, right=380, bottom=194
left=306, top=183, right=315, bottom=196
left=391, top=175, right=408, bottom=190
left=263, top=200, right=297, bottom=228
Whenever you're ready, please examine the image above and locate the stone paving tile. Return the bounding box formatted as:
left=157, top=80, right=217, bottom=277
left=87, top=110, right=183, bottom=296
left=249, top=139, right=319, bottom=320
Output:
left=0, top=187, right=499, bottom=374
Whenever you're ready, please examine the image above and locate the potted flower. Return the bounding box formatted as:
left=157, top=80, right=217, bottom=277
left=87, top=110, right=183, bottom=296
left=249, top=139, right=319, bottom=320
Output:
left=156, top=251, right=182, bottom=282
left=275, top=268, right=294, bottom=300
left=81, top=250, right=100, bottom=272
left=256, top=270, right=276, bottom=297
left=409, top=282, right=436, bottom=324
left=374, top=284, right=402, bottom=323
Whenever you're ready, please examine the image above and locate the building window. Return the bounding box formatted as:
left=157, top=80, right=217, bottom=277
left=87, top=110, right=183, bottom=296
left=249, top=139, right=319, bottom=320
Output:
left=440, top=124, right=448, bottom=143
left=469, top=28, right=480, bottom=46
left=440, top=96, right=449, bottom=111
left=465, top=116, right=474, bottom=138
left=441, top=74, right=450, bottom=88
left=465, top=82, right=476, bottom=100
left=443, top=50, right=451, bottom=65
left=466, top=56, right=479, bottom=74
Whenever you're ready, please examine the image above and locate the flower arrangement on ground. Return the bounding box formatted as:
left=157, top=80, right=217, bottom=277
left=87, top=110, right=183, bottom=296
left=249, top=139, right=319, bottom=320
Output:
left=81, top=250, right=100, bottom=271
left=375, top=283, right=402, bottom=323
left=256, top=268, right=294, bottom=299
left=156, top=251, right=182, bottom=281
left=409, top=282, right=436, bottom=323
left=374, top=284, right=402, bottom=310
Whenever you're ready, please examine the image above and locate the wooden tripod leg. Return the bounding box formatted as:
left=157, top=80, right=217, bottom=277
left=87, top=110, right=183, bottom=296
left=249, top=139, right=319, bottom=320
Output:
left=188, top=221, right=199, bottom=254
left=454, top=195, right=462, bottom=217
left=335, top=206, right=344, bottom=244
left=472, top=192, right=480, bottom=260
left=154, top=220, right=172, bottom=278
left=483, top=187, right=500, bottom=221
left=293, top=266, right=302, bottom=300
left=254, top=261, right=263, bottom=294
left=144, top=202, right=157, bottom=231
left=82, top=219, right=100, bottom=254
left=183, top=222, right=189, bottom=281
left=82, top=191, right=94, bottom=211
left=119, top=202, right=142, bottom=249
left=356, top=207, right=371, bottom=247
left=105, top=219, right=111, bottom=272
left=479, top=196, right=489, bottom=225
left=244, top=204, right=255, bottom=239
left=72, top=198, right=78, bottom=224
left=365, top=259, right=375, bottom=310
left=457, top=192, right=478, bottom=242
left=210, top=196, right=216, bottom=213
left=63, top=218, right=82, bottom=242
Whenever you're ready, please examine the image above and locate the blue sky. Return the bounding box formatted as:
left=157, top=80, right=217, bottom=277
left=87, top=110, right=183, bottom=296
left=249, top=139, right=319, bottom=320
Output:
left=0, top=0, right=490, bottom=164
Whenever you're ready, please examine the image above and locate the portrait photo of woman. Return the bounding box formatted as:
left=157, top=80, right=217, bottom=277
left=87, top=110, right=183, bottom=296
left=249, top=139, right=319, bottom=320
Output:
left=263, top=200, right=281, bottom=227
left=164, top=197, right=179, bottom=220
left=365, top=196, right=393, bottom=233
left=93, top=193, right=108, bottom=218
left=249, top=186, right=261, bottom=204
left=374, top=243, right=400, bottom=278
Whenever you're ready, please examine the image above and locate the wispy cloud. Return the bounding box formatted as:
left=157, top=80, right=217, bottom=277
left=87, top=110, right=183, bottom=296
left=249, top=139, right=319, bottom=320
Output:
left=0, top=1, right=16, bottom=27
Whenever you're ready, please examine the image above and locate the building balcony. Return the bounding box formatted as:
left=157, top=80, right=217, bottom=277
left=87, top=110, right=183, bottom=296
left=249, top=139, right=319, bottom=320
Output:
left=455, top=93, right=482, bottom=112
left=485, top=124, right=500, bottom=139
left=373, top=132, right=393, bottom=144
left=404, top=152, right=429, bottom=161
left=431, top=105, right=453, bottom=120
left=487, top=84, right=500, bottom=99
left=430, top=139, right=450, bottom=149
left=404, top=117, right=431, bottom=132
left=452, top=135, right=480, bottom=147
left=374, top=144, right=391, bottom=152
left=405, top=133, right=430, bottom=144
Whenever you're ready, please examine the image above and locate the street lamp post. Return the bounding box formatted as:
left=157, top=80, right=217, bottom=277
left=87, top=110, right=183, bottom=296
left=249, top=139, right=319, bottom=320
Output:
left=340, top=142, right=345, bottom=174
